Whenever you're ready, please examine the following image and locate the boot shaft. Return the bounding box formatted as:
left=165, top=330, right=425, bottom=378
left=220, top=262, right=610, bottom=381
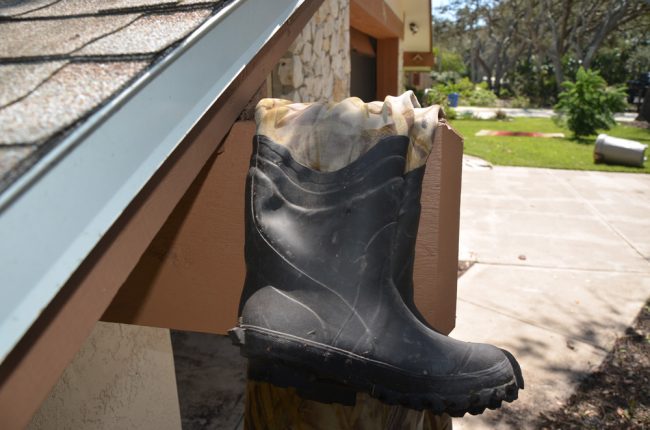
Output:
left=392, top=166, right=426, bottom=309
left=240, top=135, right=409, bottom=317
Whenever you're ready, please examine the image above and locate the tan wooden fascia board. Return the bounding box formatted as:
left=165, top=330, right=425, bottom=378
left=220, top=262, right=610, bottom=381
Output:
left=350, top=0, right=404, bottom=39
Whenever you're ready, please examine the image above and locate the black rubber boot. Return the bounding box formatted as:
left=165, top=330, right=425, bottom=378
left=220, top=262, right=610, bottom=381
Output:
left=392, top=163, right=525, bottom=392
left=392, top=166, right=430, bottom=327
left=230, top=134, right=521, bottom=416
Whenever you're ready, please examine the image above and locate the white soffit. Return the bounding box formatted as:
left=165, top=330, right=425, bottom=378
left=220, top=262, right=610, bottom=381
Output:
left=0, top=0, right=307, bottom=364
left=384, top=0, right=404, bottom=18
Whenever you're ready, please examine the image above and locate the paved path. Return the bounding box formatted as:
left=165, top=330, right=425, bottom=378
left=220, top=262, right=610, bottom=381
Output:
left=452, top=165, right=650, bottom=429
left=170, top=161, right=650, bottom=430
left=455, top=106, right=637, bottom=122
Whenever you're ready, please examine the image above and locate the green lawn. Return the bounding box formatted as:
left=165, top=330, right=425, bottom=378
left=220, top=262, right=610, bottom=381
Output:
left=449, top=117, right=650, bottom=173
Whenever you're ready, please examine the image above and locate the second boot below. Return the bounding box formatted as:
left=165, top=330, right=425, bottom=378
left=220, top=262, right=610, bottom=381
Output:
left=230, top=135, right=521, bottom=417
left=393, top=164, right=525, bottom=391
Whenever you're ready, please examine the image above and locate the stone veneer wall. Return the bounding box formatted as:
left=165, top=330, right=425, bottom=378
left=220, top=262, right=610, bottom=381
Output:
left=271, top=0, right=350, bottom=103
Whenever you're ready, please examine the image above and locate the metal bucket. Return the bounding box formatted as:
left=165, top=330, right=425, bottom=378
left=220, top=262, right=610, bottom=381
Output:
left=594, top=134, right=648, bottom=167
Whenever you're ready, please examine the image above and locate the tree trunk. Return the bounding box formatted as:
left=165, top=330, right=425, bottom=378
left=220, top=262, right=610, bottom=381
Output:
left=581, top=5, right=626, bottom=69
left=550, top=53, right=565, bottom=89
left=543, top=0, right=566, bottom=88
left=494, top=57, right=504, bottom=95
left=638, top=87, right=650, bottom=122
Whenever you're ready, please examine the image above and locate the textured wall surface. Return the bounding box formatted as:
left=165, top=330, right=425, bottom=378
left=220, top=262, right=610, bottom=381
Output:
left=29, top=322, right=181, bottom=430
left=272, top=0, right=350, bottom=102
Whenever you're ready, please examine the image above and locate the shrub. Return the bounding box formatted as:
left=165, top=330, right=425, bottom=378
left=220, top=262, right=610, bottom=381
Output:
left=554, top=67, right=627, bottom=138
left=464, top=84, right=498, bottom=106
left=498, top=87, right=515, bottom=98
left=511, top=95, right=531, bottom=108
left=430, top=70, right=462, bottom=85
left=444, top=107, right=457, bottom=120
left=426, top=78, right=498, bottom=108
left=494, top=109, right=509, bottom=120
left=425, top=85, right=449, bottom=107
left=445, top=77, right=475, bottom=98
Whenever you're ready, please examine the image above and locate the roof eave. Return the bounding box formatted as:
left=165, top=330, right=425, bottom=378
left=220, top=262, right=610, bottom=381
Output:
left=0, top=0, right=308, bottom=364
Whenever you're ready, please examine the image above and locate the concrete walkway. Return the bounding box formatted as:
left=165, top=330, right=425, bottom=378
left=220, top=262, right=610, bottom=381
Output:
left=454, top=106, right=637, bottom=122
left=452, top=164, right=650, bottom=429
left=169, top=160, right=650, bottom=429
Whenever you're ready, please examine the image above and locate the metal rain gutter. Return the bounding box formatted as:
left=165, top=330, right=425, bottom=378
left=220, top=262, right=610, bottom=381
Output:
left=0, top=0, right=307, bottom=364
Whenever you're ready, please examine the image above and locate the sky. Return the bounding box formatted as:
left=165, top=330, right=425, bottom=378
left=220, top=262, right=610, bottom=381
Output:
left=431, top=0, right=449, bottom=8
left=431, top=0, right=454, bottom=20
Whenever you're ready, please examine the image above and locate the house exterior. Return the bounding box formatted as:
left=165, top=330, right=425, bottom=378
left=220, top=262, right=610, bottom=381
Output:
left=0, top=0, right=436, bottom=427
left=271, top=0, right=434, bottom=103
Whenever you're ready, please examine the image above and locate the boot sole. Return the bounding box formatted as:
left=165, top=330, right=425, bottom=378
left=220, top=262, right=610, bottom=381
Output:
left=229, top=325, right=519, bottom=417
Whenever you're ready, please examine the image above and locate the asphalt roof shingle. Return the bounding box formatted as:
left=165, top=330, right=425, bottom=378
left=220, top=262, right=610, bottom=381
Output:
left=0, top=61, right=148, bottom=144
left=0, top=13, right=141, bottom=58
left=18, top=0, right=179, bottom=17
left=76, top=9, right=212, bottom=56
left=0, top=0, right=59, bottom=17
left=0, top=0, right=225, bottom=190
left=0, top=61, right=66, bottom=106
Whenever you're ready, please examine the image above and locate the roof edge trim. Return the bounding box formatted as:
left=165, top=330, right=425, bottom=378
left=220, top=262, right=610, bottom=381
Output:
left=0, top=0, right=307, bottom=364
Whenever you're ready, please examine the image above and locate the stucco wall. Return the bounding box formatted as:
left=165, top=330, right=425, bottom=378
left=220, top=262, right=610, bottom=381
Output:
left=29, top=322, right=181, bottom=430
left=271, top=0, right=350, bottom=102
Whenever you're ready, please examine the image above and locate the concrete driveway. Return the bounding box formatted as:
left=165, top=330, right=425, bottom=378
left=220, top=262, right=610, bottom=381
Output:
left=452, top=165, right=650, bottom=429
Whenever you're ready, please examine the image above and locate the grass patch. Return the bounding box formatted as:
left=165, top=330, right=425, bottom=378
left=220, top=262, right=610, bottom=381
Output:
left=450, top=117, right=650, bottom=173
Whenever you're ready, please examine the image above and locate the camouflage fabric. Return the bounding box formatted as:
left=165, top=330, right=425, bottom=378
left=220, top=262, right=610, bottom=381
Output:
left=255, top=92, right=444, bottom=174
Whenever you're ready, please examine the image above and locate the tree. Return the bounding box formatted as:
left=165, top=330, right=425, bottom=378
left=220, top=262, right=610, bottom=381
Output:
left=540, top=0, right=649, bottom=85
left=433, top=0, right=650, bottom=103
left=438, top=0, right=533, bottom=94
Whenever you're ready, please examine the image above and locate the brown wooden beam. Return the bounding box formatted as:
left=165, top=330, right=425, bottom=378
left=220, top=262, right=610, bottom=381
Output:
left=350, top=27, right=375, bottom=57
left=376, top=37, right=399, bottom=99
left=427, top=0, right=432, bottom=53
left=350, top=0, right=403, bottom=39
left=404, top=51, right=435, bottom=69
left=0, top=1, right=324, bottom=427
